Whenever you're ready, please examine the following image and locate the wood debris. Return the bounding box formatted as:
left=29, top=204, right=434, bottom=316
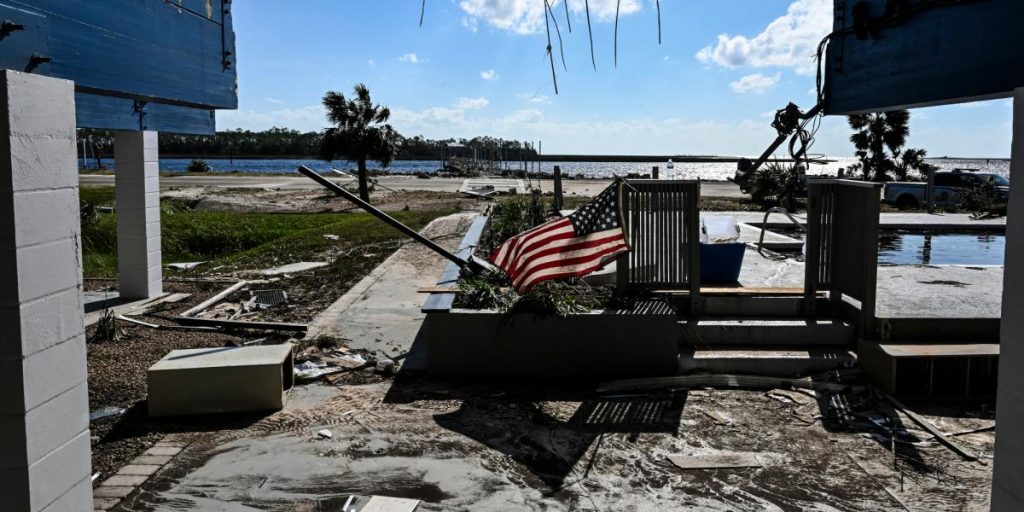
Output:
left=666, top=453, right=762, bottom=470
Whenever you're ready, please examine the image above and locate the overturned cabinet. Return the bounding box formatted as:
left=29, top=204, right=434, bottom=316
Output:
left=148, top=344, right=294, bottom=417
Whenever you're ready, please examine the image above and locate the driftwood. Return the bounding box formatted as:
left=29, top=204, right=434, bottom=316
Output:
left=881, top=391, right=979, bottom=462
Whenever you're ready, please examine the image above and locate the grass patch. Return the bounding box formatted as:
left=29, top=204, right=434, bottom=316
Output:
left=81, top=197, right=458, bottom=277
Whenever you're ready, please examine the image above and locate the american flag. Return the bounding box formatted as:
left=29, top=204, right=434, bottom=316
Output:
left=490, top=182, right=630, bottom=294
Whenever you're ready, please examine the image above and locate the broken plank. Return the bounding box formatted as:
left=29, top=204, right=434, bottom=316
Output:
left=174, top=316, right=307, bottom=333
left=180, top=281, right=247, bottom=318
left=881, top=391, right=979, bottom=461
left=117, top=315, right=221, bottom=332
left=666, top=453, right=761, bottom=470
left=360, top=496, right=421, bottom=512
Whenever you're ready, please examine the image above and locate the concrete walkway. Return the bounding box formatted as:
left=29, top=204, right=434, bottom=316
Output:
left=306, top=212, right=476, bottom=360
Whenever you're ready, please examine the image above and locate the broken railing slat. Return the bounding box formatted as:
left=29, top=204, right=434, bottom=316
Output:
left=180, top=280, right=247, bottom=318
left=174, top=316, right=308, bottom=332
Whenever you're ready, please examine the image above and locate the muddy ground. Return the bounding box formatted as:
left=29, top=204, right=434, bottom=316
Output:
left=119, top=370, right=995, bottom=511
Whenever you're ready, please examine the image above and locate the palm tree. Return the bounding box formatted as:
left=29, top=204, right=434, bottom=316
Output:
left=320, top=84, right=399, bottom=201
left=894, top=148, right=938, bottom=181
left=847, top=110, right=910, bottom=182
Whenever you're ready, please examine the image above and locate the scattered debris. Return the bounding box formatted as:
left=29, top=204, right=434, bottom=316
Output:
left=375, top=356, right=396, bottom=374
left=89, top=406, right=126, bottom=422
left=167, top=261, right=207, bottom=271
left=294, top=361, right=345, bottom=381
left=701, top=409, right=732, bottom=426
left=666, top=453, right=762, bottom=470
left=767, top=389, right=814, bottom=405
left=881, top=391, right=979, bottom=461
left=260, top=261, right=329, bottom=276
left=317, top=429, right=333, bottom=439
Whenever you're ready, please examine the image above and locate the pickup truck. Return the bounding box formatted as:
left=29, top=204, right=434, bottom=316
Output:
left=882, top=170, right=1009, bottom=209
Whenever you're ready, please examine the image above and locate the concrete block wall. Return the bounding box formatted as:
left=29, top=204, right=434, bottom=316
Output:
left=0, top=70, right=92, bottom=511
left=992, top=88, right=1024, bottom=511
left=114, top=130, right=162, bottom=299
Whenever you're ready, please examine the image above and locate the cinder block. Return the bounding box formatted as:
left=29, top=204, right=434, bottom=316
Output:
left=22, top=382, right=89, bottom=466
left=3, top=72, right=75, bottom=139
left=14, top=238, right=82, bottom=303
left=12, top=188, right=80, bottom=248
left=17, top=336, right=87, bottom=412
left=2, top=288, right=84, bottom=358
left=39, top=476, right=91, bottom=512
left=25, top=430, right=91, bottom=511
left=148, top=345, right=294, bottom=417
left=113, top=131, right=158, bottom=165
left=114, top=190, right=158, bottom=211
left=115, top=217, right=160, bottom=241
left=8, top=139, right=78, bottom=193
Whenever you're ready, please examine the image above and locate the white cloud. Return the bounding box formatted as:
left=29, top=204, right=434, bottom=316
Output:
left=455, top=97, right=490, bottom=110
left=730, top=73, right=781, bottom=94
left=458, top=0, right=640, bottom=35
left=399, top=53, right=426, bottom=64
left=264, top=97, right=284, bottom=104
left=696, top=0, right=830, bottom=75
left=480, top=69, right=499, bottom=81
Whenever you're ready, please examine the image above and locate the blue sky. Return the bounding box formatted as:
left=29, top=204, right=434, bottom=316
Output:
left=218, top=0, right=1013, bottom=158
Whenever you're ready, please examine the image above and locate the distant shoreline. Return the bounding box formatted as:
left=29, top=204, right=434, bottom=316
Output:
left=159, top=154, right=1006, bottom=162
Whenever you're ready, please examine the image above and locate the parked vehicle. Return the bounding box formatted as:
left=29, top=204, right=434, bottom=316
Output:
left=882, top=169, right=1009, bottom=209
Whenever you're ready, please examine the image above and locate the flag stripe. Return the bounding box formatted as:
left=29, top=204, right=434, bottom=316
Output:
left=497, top=220, right=575, bottom=269
left=489, top=182, right=628, bottom=293
left=515, top=244, right=628, bottom=292
left=512, top=241, right=628, bottom=290
left=508, top=231, right=626, bottom=282
left=492, top=218, right=572, bottom=268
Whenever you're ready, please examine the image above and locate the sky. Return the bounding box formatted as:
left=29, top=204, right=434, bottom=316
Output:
left=218, top=0, right=1013, bottom=158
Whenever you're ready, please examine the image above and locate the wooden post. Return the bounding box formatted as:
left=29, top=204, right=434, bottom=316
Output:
left=926, top=168, right=936, bottom=213
left=553, top=165, right=564, bottom=211
left=652, top=166, right=659, bottom=179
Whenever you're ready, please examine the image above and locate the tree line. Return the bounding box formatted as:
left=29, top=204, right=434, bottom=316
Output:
left=75, top=127, right=540, bottom=161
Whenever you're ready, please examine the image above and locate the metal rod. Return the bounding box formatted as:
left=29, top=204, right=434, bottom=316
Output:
left=297, top=165, right=473, bottom=270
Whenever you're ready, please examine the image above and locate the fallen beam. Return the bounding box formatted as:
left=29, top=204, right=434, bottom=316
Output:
left=598, top=374, right=855, bottom=394
left=881, top=391, right=979, bottom=461
left=174, top=316, right=308, bottom=333
left=117, top=315, right=221, bottom=332
left=180, top=281, right=247, bottom=318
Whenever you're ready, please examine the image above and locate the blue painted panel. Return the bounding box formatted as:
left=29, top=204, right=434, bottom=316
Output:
left=0, top=0, right=236, bottom=109
left=0, top=4, right=50, bottom=73
left=75, top=92, right=215, bottom=135
left=824, top=0, right=1024, bottom=114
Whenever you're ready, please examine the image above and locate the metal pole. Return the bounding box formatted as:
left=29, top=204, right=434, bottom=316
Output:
left=553, top=165, right=563, bottom=211
left=297, top=165, right=484, bottom=272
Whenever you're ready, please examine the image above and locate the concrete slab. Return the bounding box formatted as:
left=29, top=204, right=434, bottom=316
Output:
left=876, top=265, right=1002, bottom=318
left=307, top=213, right=477, bottom=362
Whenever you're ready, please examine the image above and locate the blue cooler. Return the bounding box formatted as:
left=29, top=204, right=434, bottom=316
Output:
left=699, top=242, right=746, bottom=284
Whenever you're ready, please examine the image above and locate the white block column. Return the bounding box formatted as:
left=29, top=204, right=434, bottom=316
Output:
left=114, top=130, right=162, bottom=299
left=0, top=71, right=93, bottom=511
left=992, top=88, right=1024, bottom=511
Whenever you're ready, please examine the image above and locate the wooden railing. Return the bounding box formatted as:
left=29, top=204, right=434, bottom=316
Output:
left=616, top=180, right=701, bottom=313
left=804, top=179, right=882, bottom=333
